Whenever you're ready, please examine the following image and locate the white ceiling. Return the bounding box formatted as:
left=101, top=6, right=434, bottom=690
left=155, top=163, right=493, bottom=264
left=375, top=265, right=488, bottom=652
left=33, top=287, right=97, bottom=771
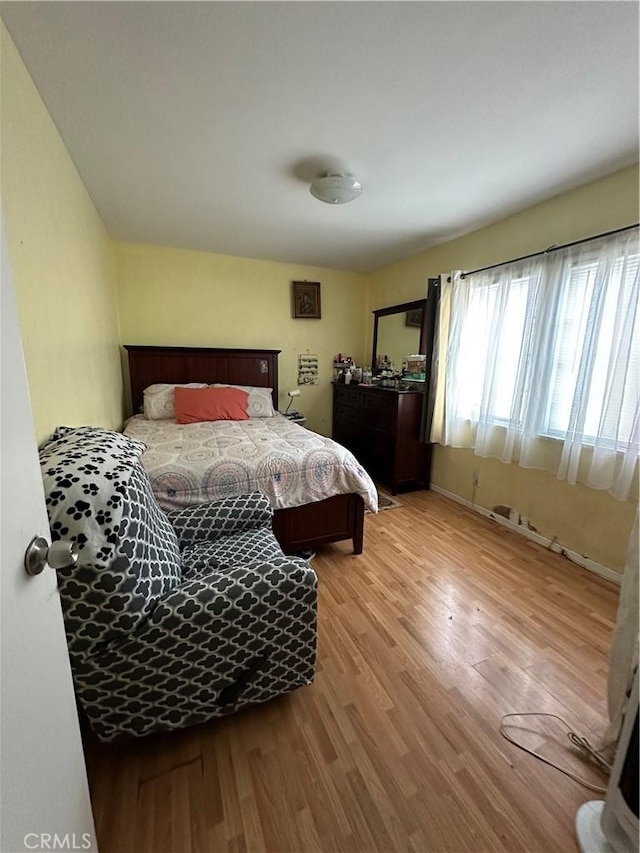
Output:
left=2, top=1, right=638, bottom=273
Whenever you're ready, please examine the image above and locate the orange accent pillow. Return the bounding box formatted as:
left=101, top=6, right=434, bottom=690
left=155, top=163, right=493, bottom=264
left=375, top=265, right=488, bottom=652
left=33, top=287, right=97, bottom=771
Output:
left=174, top=386, right=250, bottom=424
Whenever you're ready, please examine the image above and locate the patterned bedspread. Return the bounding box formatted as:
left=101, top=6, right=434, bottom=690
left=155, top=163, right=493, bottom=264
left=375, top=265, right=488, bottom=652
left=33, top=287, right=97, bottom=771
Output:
left=124, top=414, right=378, bottom=513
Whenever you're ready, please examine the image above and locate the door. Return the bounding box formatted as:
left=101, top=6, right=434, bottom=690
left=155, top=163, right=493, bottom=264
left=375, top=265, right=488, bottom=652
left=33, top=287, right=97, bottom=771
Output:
left=0, top=221, right=97, bottom=852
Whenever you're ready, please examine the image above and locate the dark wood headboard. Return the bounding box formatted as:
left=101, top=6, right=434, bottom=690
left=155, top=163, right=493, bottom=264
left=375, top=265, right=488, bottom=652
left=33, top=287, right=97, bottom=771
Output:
left=124, top=345, right=281, bottom=414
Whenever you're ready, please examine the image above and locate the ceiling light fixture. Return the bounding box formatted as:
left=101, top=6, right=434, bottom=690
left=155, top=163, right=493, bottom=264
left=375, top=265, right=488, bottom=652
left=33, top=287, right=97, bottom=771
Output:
left=310, top=171, right=362, bottom=205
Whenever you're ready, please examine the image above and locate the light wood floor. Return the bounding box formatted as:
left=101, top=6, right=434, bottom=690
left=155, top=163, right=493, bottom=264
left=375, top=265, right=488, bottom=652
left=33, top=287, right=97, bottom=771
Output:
left=85, top=490, right=619, bottom=853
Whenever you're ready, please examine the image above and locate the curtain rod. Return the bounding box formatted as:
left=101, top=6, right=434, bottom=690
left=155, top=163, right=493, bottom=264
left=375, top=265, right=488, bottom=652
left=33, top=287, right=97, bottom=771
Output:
left=458, top=222, right=639, bottom=280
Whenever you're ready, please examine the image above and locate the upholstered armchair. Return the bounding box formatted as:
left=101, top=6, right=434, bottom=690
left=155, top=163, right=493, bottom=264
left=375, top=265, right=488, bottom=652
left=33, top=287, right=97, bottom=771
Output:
left=39, top=426, right=318, bottom=741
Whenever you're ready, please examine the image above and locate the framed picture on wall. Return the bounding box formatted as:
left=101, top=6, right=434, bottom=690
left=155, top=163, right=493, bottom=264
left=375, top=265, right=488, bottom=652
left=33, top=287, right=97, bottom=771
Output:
left=292, top=281, right=321, bottom=319
left=405, top=308, right=423, bottom=327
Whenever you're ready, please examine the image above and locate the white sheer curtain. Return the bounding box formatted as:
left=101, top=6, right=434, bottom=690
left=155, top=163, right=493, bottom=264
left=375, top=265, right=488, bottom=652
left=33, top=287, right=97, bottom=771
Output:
left=439, top=228, right=639, bottom=500
left=430, top=272, right=457, bottom=444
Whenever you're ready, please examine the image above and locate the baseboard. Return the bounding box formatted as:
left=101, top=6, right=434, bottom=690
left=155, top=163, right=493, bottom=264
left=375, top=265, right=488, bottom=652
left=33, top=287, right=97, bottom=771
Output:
left=430, top=484, right=621, bottom=586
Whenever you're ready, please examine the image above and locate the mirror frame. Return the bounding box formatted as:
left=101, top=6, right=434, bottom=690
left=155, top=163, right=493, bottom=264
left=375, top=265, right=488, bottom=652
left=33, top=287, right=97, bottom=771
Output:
left=371, top=298, right=428, bottom=373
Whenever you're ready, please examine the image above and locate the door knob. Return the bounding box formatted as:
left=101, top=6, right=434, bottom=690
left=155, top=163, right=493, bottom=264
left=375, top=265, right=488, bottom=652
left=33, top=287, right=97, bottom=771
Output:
left=24, top=536, right=79, bottom=576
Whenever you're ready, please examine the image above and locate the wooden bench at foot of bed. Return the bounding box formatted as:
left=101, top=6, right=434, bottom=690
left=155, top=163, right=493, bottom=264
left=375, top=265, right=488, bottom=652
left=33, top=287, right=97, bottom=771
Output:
left=272, top=493, right=364, bottom=555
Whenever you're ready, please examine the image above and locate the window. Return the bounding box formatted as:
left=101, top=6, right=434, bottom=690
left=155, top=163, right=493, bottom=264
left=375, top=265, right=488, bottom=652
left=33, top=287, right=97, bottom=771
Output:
left=543, top=252, right=640, bottom=447
left=442, top=228, right=639, bottom=498
left=453, top=273, right=534, bottom=426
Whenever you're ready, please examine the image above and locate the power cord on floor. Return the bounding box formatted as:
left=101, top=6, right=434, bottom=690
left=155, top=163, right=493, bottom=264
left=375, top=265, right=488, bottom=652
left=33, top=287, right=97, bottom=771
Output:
left=499, top=712, right=611, bottom=793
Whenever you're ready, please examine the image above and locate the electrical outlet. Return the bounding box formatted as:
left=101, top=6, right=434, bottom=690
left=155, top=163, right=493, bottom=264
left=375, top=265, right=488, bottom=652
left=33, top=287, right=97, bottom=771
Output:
left=472, top=469, right=480, bottom=487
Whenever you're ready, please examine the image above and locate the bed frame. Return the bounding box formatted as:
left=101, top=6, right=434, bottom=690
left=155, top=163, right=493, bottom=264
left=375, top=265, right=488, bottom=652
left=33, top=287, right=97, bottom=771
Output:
left=124, top=345, right=364, bottom=555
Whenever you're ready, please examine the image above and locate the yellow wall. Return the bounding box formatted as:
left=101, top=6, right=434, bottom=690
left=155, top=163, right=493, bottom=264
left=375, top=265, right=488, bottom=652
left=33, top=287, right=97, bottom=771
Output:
left=370, top=164, right=640, bottom=573
left=115, top=242, right=369, bottom=434
left=1, top=25, right=124, bottom=443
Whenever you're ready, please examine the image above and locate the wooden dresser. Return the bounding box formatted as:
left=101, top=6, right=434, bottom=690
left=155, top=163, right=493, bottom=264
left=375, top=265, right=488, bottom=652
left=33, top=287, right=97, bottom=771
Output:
left=332, top=383, right=429, bottom=494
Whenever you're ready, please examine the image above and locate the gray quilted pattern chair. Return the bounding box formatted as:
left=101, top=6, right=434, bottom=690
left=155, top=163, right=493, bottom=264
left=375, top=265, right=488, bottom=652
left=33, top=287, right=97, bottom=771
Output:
left=39, top=426, right=318, bottom=741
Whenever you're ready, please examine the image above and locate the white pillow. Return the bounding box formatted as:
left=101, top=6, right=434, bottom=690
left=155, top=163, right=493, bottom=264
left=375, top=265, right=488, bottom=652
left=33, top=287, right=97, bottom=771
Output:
left=143, top=383, right=208, bottom=420
left=211, top=384, right=275, bottom=418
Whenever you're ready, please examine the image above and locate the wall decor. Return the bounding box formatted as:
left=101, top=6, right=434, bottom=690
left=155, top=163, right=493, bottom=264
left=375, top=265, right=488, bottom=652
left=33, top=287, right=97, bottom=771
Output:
left=405, top=308, right=423, bottom=327
left=292, top=281, right=321, bottom=319
left=298, top=353, right=319, bottom=385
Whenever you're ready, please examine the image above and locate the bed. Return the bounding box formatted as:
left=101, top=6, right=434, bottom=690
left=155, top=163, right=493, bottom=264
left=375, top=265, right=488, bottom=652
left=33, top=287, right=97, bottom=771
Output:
left=123, top=345, right=377, bottom=555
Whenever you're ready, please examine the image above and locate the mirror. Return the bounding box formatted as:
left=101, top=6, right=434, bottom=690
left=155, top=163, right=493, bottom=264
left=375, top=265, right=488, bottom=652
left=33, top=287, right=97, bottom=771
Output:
left=371, top=299, right=427, bottom=375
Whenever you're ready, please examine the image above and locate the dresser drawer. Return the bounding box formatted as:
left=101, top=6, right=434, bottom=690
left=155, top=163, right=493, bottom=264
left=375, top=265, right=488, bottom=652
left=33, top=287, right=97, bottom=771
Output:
left=359, top=443, right=393, bottom=483
left=362, top=392, right=397, bottom=433
left=362, top=391, right=397, bottom=414
left=346, top=388, right=362, bottom=408
left=334, top=403, right=361, bottom=424
left=361, top=424, right=395, bottom=451
left=333, top=425, right=359, bottom=453
left=335, top=385, right=362, bottom=408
